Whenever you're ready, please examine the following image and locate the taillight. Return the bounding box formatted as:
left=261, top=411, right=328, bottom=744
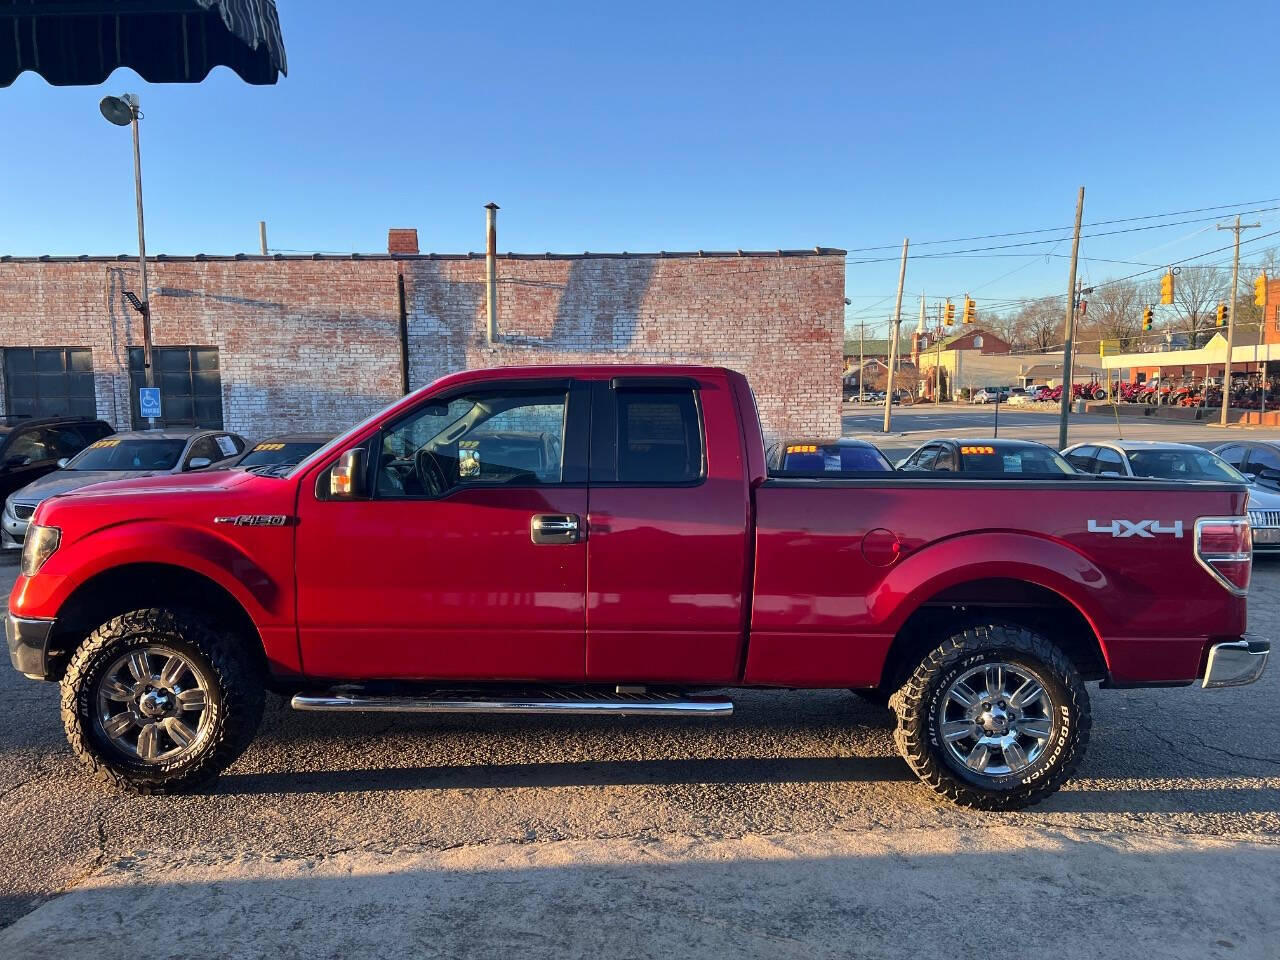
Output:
left=1195, top=517, right=1252, bottom=596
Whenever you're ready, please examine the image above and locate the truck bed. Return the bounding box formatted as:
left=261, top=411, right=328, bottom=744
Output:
left=746, top=476, right=1248, bottom=687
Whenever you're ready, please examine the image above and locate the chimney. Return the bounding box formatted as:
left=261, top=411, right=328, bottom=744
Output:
left=485, top=203, right=499, bottom=345
left=387, top=228, right=419, bottom=256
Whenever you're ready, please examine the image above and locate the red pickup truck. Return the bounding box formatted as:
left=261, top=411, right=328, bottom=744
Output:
left=6, top=365, right=1269, bottom=809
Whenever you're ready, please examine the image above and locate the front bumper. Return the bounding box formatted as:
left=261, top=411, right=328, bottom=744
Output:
left=1, top=510, right=29, bottom=548
left=6, top=614, right=55, bottom=680
left=1202, top=635, right=1270, bottom=689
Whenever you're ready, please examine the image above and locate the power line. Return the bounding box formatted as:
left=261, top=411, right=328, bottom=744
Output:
left=840, top=197, right=1280, bottom=253
left=845, top=207, right=1280, bottom=264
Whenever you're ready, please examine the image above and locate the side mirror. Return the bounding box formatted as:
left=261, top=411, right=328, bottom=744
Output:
left=187, top=457, right=212, bottom=470
left=56, top=458, right=69, bottom=469
left=4, top=455, right=28, bottom=468
left=1258, top=468, right=1280, bottom=483
left=329, top=448, right=366, bottom=499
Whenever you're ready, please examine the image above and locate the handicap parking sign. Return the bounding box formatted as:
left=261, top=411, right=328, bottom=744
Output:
left=139, top=387, right=162, bottom=419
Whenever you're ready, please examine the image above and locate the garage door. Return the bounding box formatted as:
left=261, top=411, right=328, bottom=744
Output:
left=3, top=348, right=96, bottom=419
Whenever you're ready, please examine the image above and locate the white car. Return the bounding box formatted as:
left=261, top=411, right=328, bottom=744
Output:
left=1061, top=439, right=1280, bottom=552
left=971, top=388, right=1002, bottom=404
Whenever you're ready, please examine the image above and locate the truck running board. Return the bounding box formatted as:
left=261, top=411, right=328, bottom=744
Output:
left=289, top=690, right=734, bottom=717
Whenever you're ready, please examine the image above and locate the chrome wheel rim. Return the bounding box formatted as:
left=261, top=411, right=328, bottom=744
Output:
left=94, top=647, right=212, bottom=764
left=938, top=661, right=1055, bottom=777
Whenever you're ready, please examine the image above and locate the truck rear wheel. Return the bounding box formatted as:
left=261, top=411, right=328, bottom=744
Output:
left=60, top=608, right=264, bottom=794
left=889, top=623, right=1090, bottom=810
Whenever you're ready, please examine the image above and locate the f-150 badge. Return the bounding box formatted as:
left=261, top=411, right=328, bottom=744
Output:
left=1088, top=519, right=1183, bottom=538
left=214, top=515, right=292, bottom=527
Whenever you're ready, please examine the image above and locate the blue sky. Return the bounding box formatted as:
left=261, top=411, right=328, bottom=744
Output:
left=3, top=0, right=1277, bottom=336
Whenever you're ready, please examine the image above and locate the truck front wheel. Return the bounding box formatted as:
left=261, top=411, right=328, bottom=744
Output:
left=60, top=608, right=265, bottom=794
left=889, top=623, right=1091, bottom=810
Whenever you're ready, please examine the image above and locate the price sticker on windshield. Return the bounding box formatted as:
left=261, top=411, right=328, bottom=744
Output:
left=90, top=439, right=121, bottom=448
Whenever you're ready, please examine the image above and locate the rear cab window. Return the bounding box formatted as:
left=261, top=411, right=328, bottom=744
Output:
left=592, top=379, right=705, bottom=484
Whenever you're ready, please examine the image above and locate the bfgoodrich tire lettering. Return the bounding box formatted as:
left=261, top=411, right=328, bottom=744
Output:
left=889, top=623, right=1091, bottom=810
left=60, top=608, right=264, bottom=794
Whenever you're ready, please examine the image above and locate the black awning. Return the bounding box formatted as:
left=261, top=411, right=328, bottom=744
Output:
left=1, top=0, right=287, bottom=87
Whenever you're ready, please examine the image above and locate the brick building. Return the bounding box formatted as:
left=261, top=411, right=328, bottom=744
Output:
left=0, top=233, right=845, bottom=441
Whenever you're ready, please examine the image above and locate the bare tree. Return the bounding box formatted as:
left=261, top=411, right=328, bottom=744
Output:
left=1008, top=298, right=1062, bottom=352
left=1169, top=265, right=1228, bottom=345
left=977, top=310, right=1021, bottom=349
left=1082, top=279, right=1144, bottom=351
left=1233, top=245, right=1279, bottom=336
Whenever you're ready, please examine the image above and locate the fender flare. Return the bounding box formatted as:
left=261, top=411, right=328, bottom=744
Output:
left=30, top=520, right=283, bottom=625
left=868, top=530, right=1111, bottom=669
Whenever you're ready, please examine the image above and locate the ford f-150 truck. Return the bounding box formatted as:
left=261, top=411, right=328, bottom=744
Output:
left=5, top=365, right=1270, bottom=809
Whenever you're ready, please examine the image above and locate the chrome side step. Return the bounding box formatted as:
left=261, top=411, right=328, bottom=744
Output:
left=290, top=691, right=733, bottom=717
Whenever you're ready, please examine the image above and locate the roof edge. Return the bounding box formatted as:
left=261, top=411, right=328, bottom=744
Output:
left=0, top=248, right=847, bottom=265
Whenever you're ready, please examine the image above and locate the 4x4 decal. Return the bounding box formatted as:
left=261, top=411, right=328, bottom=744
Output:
left=1088, top=519, right=1183, bottom=539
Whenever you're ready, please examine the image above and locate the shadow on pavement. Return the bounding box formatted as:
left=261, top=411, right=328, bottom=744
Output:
left=217, top=754, right=917, bottom=795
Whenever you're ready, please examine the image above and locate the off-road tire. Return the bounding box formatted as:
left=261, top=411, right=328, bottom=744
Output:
left=60, top=608, right=264, bottom=794
left=889, top=623, right=1091, bottom=810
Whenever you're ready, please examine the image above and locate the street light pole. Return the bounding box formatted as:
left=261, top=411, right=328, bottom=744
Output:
left=128, top=99, right=154, bottom=396
left=101, top=93, right=155, bottom=427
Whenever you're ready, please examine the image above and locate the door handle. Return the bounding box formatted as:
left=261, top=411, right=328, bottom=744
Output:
left=530, top=513, right=581, bottom=545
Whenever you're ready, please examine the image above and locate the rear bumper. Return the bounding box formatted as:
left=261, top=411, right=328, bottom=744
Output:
left=1202, top=635, right=1270, bottom=689
left=5, top=614, right=55, bottom=680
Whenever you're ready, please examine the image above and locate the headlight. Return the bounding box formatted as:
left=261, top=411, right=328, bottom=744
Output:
left=20, top=525, right=60, bottom=577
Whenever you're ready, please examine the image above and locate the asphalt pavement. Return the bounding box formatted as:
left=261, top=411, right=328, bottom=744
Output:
left=1, top=412, right=1278, bottom=956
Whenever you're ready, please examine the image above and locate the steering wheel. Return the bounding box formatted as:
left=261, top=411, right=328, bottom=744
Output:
left=414, top=448, right=448, bottom=497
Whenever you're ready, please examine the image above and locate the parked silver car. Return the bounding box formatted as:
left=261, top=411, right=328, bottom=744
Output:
left=1061, top=439, right=1280, bottom=552
left=2, top=428, right=246, bottom=548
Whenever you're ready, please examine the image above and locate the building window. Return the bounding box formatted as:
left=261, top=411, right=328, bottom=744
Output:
left=128, top=347, right=223, bottom=429
left=3, top=348, right=96, bottom=419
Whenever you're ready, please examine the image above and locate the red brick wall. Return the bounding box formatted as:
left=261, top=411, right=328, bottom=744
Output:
left=403, top=254, right=845, bottom=440
left=0, top=252, right=844, bottom=441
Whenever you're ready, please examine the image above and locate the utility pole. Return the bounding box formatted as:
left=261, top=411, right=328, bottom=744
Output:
left=1057, top=186, right=1085, bottom=450
left=1218, top=215, right=1261, bottom=426
left=883, top=238, right=909, bottom=433
left=858, top=322, right=865, bottom=404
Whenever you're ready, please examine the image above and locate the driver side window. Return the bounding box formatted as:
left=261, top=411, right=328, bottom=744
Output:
left=376, top=390, right=568, bottom=498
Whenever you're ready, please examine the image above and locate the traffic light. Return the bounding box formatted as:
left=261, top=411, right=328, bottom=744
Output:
left=1142, top=306, right=1154, bottom=331
left=1257, top=272, right=1270, bottom=307
left=962, top=296, right=976, bottom=324
left=1216, top=302, right=1229, bottom=327
left=944, top=301, right=956, bottom=326
left=1160, top=271, right=1174, bottom=305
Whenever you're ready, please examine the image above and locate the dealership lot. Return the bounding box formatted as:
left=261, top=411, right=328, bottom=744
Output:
left=1, top=410, right=1278, bottom=955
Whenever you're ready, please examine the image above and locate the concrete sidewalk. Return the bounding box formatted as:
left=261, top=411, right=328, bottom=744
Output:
left=3, top=826, right=1276, bottom=960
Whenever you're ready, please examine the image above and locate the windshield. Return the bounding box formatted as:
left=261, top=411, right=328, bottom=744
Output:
left=238, top=441, right=327, bottom=468
left=959, top=445, right=1075, bottom=475
left=1127, top=449, right=1245, bottom=482
left=68, top=438, right=186, bottom=471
